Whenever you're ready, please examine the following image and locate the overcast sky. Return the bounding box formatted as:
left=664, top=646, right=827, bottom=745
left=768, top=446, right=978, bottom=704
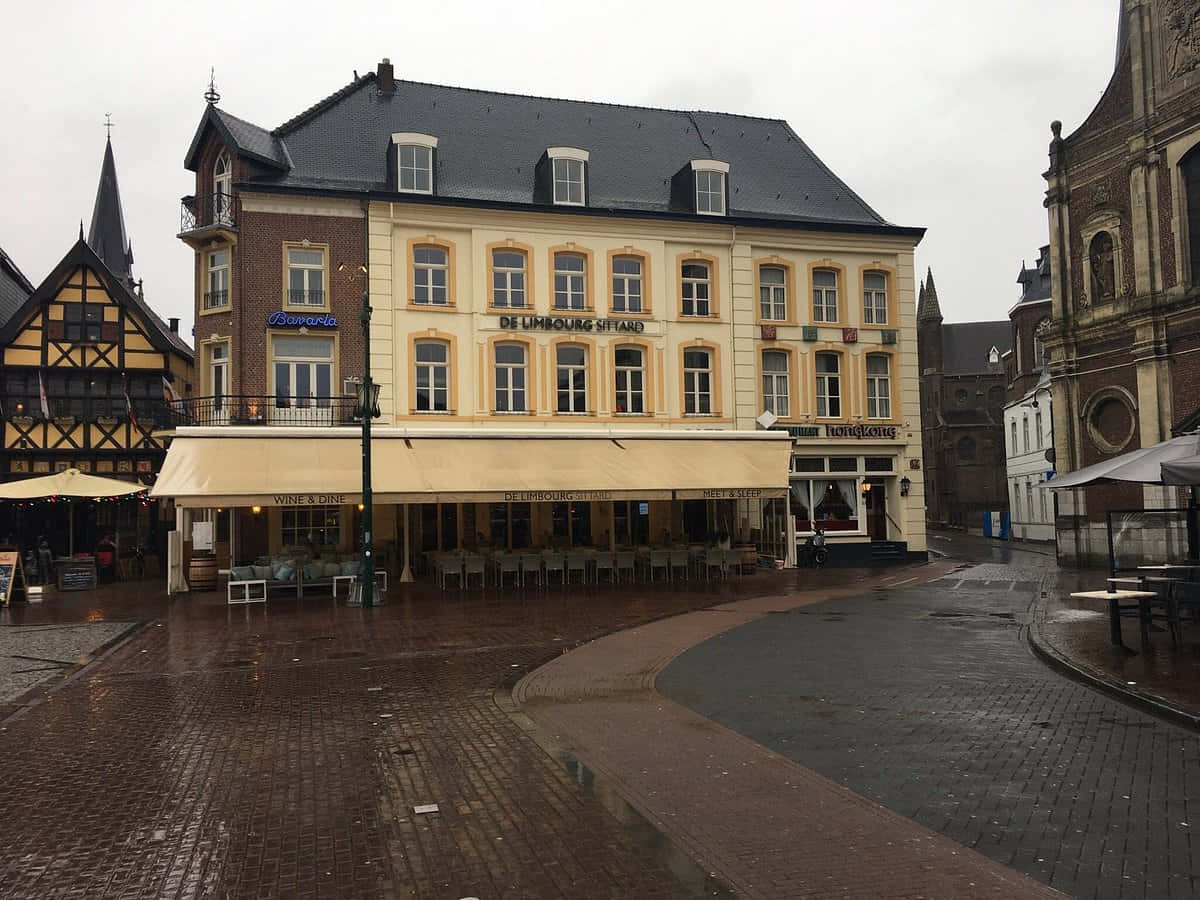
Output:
left=1, top=0, right=1117, bottom=340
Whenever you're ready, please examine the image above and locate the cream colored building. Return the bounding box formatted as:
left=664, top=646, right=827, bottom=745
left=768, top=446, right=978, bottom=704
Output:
left=156, top=61, right=926, bottom=574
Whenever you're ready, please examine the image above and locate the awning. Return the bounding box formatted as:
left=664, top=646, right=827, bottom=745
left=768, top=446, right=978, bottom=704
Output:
left=151, top=427, right=791, bottom=508
left=1044, top=432, right=1200, bottom=489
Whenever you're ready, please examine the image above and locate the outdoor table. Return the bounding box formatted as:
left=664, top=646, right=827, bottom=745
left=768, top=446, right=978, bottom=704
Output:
left=1070, top=589, right=1159, bottom=646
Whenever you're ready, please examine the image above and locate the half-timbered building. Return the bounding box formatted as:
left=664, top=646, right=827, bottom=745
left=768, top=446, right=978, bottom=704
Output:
left=0, top=138, right=193, bottom=557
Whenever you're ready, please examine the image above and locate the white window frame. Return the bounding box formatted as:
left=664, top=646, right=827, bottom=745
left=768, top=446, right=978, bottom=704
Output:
left=815, top=352, right=841, bottom=418
left=813, top=269, right=838, bottom=322
left=1023, top=416, right=1030, bottom=453
left=392, top=133, right=437, bottom=195
left=692, top=160, right=729, bottom=216
left=863, top=271, right=888, bottom=325
left=683, top=349, right=713, bottom=415
left=205, top=248, right=230, bottom=309
left=681, top=261, right=711, bottom=316
left=548, top=147, right=589, bottom=206
left=1035, top=410, right=1043, bottom=449
left=759, top=266, right=787, bottom=321
left=491, top=249, right=527, bottom=309
left=286, top=247, right=326, bottom=307
left=866, top=354, right=891, bottom=419
left=413, top=246, right=449, bottom=306
left=494, top=343, right=527, bottom=413
left=553, top=253, right=586, bottom=310
left=271, top=335, right=334, bottom=421
left=208, top=341, right=229, bottom=419
left=762, top=350, right=790, bottom=417
left=611, top=256, right=644, bottom=313
left=1011, top=420, right=1018, bottom=453
left=614, top=345, right=645, bottom=414
left=414, top=341, right=450, bottom=413
left=556, top=345, right=588, bottom=414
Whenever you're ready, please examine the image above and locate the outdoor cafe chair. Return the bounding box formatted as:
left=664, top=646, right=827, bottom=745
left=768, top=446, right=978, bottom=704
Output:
left=649, top=549, right=671, bottom=583
left=565, top=552, right=588, bottom=585
left=725, top=549, right=744, bottom=577
left=518, top=553, right=542, bottom=588
left=593, top=550, right=616, bottom=584
left=615, top=550, right=637, bottom=583
left=463, top=555, right=487, bottom=590
left=702, top=549, right=726, bottom=581
left=669, top=549, right=690, bottom=582
left=439, top=555, right=464, bottom=590
left=495, top=554, right=520, bottom=588
left=544, top=552, right=566, bottom=586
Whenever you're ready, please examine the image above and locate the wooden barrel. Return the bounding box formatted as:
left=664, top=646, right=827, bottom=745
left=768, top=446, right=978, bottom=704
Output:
left=188, top=554, right=218, bottom=592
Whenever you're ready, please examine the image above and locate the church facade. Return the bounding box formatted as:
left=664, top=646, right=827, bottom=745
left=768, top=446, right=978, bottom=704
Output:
left=1043, top=0, right=1200, bottom=565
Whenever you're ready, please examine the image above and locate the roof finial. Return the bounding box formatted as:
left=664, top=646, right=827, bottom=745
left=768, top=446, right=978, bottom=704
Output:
left=79, top=220, right=84, bottom=240
left=204, top=68, right=221, bottom=106
left=104, top=113, right=113, bottom=141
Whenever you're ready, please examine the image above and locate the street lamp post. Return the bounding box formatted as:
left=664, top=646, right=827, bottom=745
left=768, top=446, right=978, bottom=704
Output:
left=340, top=262, right=380, bottom=607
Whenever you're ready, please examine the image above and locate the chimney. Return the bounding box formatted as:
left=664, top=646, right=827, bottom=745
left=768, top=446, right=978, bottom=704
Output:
left=377, top=58, right=394, bottom=95
left=168, top=317, right=179, bottom=334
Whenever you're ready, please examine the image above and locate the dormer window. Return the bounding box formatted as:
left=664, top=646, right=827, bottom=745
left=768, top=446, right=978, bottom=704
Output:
left=547, top=147, right=589, bottom=206
left=692, top=160, right=729, bottom=216
left=392, top=133, right=438, bottom=194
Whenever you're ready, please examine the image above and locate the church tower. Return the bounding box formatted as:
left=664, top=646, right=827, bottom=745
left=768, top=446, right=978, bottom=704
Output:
left=87, top=136, right=135, bottom=290
left=916, top=266, right=943, bottom=375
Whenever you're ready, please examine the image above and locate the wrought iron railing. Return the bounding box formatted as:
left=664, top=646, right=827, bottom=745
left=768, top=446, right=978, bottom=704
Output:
left=287, top=289, right=325, bottom=307
left=202, top=289, right=228, bottom=309
left=180, top=193, right=238, bottom=234
left=166, top=395, right=360, bottom=427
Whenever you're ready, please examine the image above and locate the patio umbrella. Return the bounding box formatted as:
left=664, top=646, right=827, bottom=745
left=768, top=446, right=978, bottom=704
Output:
left=1045, top=432, right=1200, bottom=489
left=1161, top=458, right=1200, bottom=485
left=0, top=468, right=145, bottom=554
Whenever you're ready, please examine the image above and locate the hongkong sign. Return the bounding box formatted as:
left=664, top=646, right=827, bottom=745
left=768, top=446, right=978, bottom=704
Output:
left=268, top=311, right=339, bottom=328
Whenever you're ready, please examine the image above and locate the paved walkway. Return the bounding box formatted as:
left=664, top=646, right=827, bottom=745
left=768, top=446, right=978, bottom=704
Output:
left=0, top=573, right=800, bottom=898
left=656, top=560, right=1200, bottom=899
left=517, top=561, right=1060, bottom=899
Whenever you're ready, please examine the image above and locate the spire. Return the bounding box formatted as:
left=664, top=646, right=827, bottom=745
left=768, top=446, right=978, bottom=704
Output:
left=86, top=136, right=134, bottom=284
left=917, top=266, right=942, bottom=322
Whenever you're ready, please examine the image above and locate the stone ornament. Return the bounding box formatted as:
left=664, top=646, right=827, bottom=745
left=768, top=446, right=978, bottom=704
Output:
left=1166, top=2, right=1200, bottom=79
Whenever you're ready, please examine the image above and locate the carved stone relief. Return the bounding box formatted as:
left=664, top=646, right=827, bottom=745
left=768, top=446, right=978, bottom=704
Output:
left=1166, top=1, right=1200, bottom=80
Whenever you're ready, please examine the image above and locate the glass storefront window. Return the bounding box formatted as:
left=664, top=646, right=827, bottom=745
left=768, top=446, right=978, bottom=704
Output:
left=789, top=479, right=860, bottom=533
left=281, top=505, right=340, bottom=549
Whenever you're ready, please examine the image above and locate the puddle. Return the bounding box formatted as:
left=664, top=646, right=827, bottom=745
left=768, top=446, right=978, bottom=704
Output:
left=1049, top=609, right=1104, bottom=623
left=553, top=749, right=735, bottom=898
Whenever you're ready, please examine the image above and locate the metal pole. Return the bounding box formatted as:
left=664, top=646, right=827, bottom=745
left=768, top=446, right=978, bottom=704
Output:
left=400, top=502, right=413, bottom=582
left=360, top=284, right=374, bottom=609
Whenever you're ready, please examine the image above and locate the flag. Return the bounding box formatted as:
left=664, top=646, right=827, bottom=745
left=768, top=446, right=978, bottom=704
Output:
left=161, top=376, right=180, bottom=404
left=38, top=371, right=49, bottom=419
left=124, top=375, right=139, bottom=431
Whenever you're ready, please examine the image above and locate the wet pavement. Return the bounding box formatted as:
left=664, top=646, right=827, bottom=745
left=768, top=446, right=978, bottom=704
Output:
left=0, top=573, right=799, bottom=898
left=0, top=619, right=136, bottom=706
left=660, top=536, right=1200, bottom=899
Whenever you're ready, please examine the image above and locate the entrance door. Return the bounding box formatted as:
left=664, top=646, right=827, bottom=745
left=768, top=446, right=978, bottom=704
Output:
left=865, top=478, right=887, bottom=540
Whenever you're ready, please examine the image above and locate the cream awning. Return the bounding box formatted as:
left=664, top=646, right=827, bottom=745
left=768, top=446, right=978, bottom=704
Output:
left=151, top=428, right=791, bottom=508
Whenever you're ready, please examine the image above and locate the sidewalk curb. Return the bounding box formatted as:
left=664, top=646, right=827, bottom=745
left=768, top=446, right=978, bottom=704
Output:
left=1026, top=588, right=1200, bottom=733
left=0, top=618, right=151, bottom=725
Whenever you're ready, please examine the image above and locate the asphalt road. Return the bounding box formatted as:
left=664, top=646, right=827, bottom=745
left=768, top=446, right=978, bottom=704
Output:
left=659, top=534, right=1200, bottom=899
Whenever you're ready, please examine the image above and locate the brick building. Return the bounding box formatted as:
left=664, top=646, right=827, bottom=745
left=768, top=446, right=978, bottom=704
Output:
left=917, top=269, right=1011, bottom=530
left=1043, top=0, right=1200, bottom=566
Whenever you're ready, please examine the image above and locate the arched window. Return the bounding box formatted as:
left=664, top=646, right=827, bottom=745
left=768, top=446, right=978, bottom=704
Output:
left=683, top=348, right=713, bottom=414
left=1089, top=231, right=1115, bottom=301
left=761, top=350, right=789, bottom=416
left=494, top=343, right=527, bottom=413
left=556, top=345, right=587, bottom=413
left=414, top=341, right=449, bottom=412
left=681, top=261, right=711, bottom=316
left=865, top=354, right=890, bottom=419
left=491, top=249, right=527, bottom=308
left=815, top=352, right=841, bottom=418
left=213, top=151, right=232, bottom=224
left=957, top=436, right=976, bottom=461
left=413, top=246, right=449, bottom=305
left=612, top=256, right=644, bottom=313
left=614, top=346, right=645, bottom=414
left=1034, top=317, right=1051, bottom=368
left=863, top=271, right=888, bottom=324
left=554, top=253, right=586, bottom=310
left=759, top=266, right=787, bottom=321
left=813, top=269, right=838, bottom=322
left=1183, top=145, right=1200, bottom=286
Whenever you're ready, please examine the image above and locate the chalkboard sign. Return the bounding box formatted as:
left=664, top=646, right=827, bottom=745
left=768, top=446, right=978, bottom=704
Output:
left=57, top=558, right=96, bottom=592
left=0, top=552, right=26, bottom=604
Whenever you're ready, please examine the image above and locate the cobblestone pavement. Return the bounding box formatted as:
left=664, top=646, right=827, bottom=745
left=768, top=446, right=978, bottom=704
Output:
left=659, top=550, right=1200, bottom=899
left=0, top=619, right=136, bottom=705
left=0, top=573, right=799, bottom=899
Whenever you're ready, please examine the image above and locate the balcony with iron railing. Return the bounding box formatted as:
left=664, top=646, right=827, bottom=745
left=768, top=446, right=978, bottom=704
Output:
left=166, top=395, right=360, bottom=428
left=287, top=289, right=326, bottom=307
left=178, top=193, right=239, bottom=248
left=202, top=289, right=229, bottom=310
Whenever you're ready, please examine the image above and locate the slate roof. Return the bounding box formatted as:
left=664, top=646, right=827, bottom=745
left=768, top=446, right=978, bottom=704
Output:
left=184, top=105, right=290, bottom=171
left=0, top=245, right=34, bottom=328
left=942, top=322, right=1012, bottom=376
left=88, top=138, right=134, bottom=283
left=1016, top=245, right=1051, bottom=302
left=917, top=267, right=942, bottom=321
left=189, top=71, right=921, bottom=234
